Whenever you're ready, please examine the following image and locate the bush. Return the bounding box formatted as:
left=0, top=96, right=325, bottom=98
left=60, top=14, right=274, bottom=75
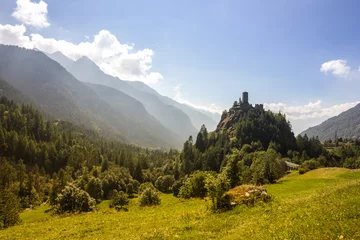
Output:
left=298, top=167, right=309, bottom=175
left=138, top=182, right=156, bottom=194
left=179, top=171, right=208, bottom=199
left=302, top=159, right=320, bottom=171
left=85, top=177, right=103, bottom=202
left=110, top=190, right=129, bottom=210
left=205, top=174, right=231, bottom=211
left=155, top=175, right=175, bottom=193
left=172, top=179, right=183, bottom=197
left=0, top=189, right=21, bottom=229
left=138, top=187, right=161, bottom=207
left=53, top=184, right=96, bottom=214
left=126, top=183, right=134, bottom=197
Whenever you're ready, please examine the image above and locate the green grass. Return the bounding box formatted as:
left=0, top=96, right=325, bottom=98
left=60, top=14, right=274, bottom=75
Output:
left=2, top=168, right=360, bottom=239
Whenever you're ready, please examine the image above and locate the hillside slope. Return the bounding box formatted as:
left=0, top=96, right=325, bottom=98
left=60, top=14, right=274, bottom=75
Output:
left=301, top=103, right=360, bottom=141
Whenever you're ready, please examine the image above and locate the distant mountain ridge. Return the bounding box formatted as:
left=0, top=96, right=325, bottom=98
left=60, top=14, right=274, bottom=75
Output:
left=48, top=52, right=219, bottom=132
left=125, top=80, right=219, bottom=130
left=301, top=103, right=360, bottom=141
left=66, top=56, right=198, bottom=141
left=0, top=45, right=181, bottom=148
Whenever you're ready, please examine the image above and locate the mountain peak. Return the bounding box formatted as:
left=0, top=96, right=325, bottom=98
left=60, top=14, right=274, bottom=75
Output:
left=47, top=51, right=74, bottom=68
left=77, top=56, right=96, bottom=64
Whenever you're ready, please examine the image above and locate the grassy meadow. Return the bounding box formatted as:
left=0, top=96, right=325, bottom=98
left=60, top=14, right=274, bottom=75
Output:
left=2, top=168, right=360, bottom=240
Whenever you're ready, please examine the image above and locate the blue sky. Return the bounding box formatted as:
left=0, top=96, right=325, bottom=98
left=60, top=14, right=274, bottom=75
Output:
left=1, top=0, right=360, bottom=133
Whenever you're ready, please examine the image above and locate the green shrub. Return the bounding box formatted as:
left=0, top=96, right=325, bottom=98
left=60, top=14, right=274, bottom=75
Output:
left=302, top=159, right=320, bottom=170
left=298, top=167, right=309, bottom=175
left=110, top=190, right=129, bottom=210
left=155, top=175, right=175, bottom=193
left=126, top=183, right=134, bottom=197
left=179, top=171, right=209, bottom=199
left=85, top=177, right=103, bottom=202
left=205, top=174, right=231, bottom=212
left=138, top=182, right=156, bottom=194
left=172, top=179, right=183, bottom=197
left=138, top=187, right=161, bottom=207
left=53, top=184, right=96, bottom=214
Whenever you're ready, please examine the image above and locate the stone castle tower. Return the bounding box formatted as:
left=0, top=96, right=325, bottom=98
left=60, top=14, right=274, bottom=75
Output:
left=242, top=91, right=248, bottom=104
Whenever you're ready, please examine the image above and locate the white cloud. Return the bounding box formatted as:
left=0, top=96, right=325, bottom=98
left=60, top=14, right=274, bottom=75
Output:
left=0, top=24, right=163, bottom=84
left=12, top=0, right=50, bottom=28
left=0, top=24, right=33, bottom=48
left=264, top=100, right=360, bottom=121
left=320, top=60, right=350, bottom=78
left=173, top=84, right=223, bottom=114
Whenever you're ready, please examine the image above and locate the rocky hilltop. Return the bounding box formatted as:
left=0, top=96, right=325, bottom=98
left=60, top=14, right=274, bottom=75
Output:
left=214, top=92, right=296, bottom=154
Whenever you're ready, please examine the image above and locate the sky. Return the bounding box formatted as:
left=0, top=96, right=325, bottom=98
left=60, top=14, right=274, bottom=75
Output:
left=1, top=0, right=360, bottom=134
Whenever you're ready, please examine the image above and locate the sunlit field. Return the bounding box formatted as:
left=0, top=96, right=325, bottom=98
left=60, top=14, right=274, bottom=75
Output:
left=2, top=168, right=360, bottom=240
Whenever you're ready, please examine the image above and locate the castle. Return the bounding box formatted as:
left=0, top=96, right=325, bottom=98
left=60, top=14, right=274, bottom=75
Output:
left=233, top=92, right=263, bottom=111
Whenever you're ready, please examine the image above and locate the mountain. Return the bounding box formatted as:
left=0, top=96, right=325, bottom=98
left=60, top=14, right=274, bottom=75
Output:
left=0, top=45, right=180, bottom=148
left=86, top=83, right=182, bottom=146
left=126, top=81, right=219, bottom=130
left=46, top=51, right=74, bottom=69
left=66, top=56, right=198, bottom=140
left=301, top=104, right=360, bottom=141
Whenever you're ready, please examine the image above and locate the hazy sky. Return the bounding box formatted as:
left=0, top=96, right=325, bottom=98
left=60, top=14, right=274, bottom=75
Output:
left=1, top=0, right=360, bottom=134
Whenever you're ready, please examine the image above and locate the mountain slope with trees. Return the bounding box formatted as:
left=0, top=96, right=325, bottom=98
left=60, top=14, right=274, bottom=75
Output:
left=301, top=103, right=360, bottom=141
left=0, top=45, right=179, bottom=147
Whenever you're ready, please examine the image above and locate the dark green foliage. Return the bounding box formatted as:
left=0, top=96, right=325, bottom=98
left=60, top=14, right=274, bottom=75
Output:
left=0, top=189, right=20, bottom=229
left=155, top=175, right=175, bottom=193
left=179, top=171, right=209, bottom=199
left=0, top=160, right=16, bottom=189
left=343, top=157, right=360, bottom=169
left=53, top=184, right=96, bottom=214
left=302, top=159, right=321, bottom=171
left=85, top=177, right=103, bottom=202
left=126, top=183, right=134, bottom=197
left=195, top=125, right=208, bottom=153
left=298, top=167, right=308, bottom=175
left=296, top=134, right=325, bottom=159
left=110, top=190, right=129, bottom=210
left=133, top=163, right=144, bottom=183
left=172, top=180, right=184, bottom=197
left=138, top=187, right=161, bottom=207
